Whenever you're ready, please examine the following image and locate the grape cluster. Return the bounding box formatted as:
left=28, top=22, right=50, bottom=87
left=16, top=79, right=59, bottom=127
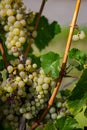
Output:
left=44, top=91, right=71, bottom=123
left=0, top=0, right=28, bottom=57
left=0, top=56, right=56, bottom=129
left=72, top=30, right=86, bottom=41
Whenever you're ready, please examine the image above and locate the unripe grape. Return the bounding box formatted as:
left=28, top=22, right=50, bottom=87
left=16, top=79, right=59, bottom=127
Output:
left=36, top=102, right=40, bottom=107
left=79, top=30, right=86, bottom=40
left=14, top=36, right=19, bottom=41
left=23, top=76, right=28, bottom=83
left=32, top=63, right=37, bottom=69
left=42, top=83, right=49, bottom=90
left=20, top=30, right=25, bottom=36
left=36, top=85, right=42, bottom=92
left=4, top=25, right=9, bottom=31
left=18, top=80, right=25, bottom=88
left=7, top=114, right=14, bottom=121
left=13, top=28, right=20, bottom=35
left=20, top=108, right=26, bottom=113
left=8, top=16, right=15, bottom=23
left=15, top=76, right=21, bottom=82
left=19, top=71, right=26, bottom=78
left=6, top=0, right=13, bottom=4
left=18, top=89, right=24, bottom=95
left=0, top=9, right=7, bottom=17
left=8, top=50, right=12, bottom=55
left=10, top=40, right=16, bottom=46
left=7, top=86, right=13, bottom=93
left=16, top=13, right=23, bottom=21
left=38, top=77, right=44, bottom=85
left=29, top=75, right=33, bottom=80
left=6, top=43, right=12, bottom=49
left=32, top=31, right=37, bottom=38
left=18, top=64, right=24, bottom=71
left=3, top=109, right=9, bottom=115
left=14, top=21, right=22, bottom=28
left=31, top=106, right=35, bottom=111
left=7, top=9, right=14, bottom=16
left=23, top=113, right=32, bottom=120
left=45, top=113, right=50, bottom=119
left=16, top=41, right=21, bottom=48
left=49, top=107, right=56, bottom=114
left=72, top=34, right=79, bottom=41
left=13, top=52, right=20, bottom=57
left=56, top=102, right=62, bottom=108
left=1, top=95, right=7, bottom=102
left=44, top=77, right=50, bottom=83
left=26, top=59, right=32, bottom=65
left=19, top=36, right=26, bottom=44
left=13, top=3, right=19, bottom=9
left=7, top=65, right=14, bottom=73
left=51, top=113, right=57, bottom=120
left=5, top=4, right=11, bottom=9
left=20, top=19, right=26, bottom=26
left=40, top=99, right=44, bottom=104
left=11, top=46, right=18, bottom=53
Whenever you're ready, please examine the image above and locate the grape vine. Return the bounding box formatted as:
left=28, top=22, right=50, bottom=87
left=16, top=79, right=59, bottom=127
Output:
left=0, top=0, right=87, bottom=130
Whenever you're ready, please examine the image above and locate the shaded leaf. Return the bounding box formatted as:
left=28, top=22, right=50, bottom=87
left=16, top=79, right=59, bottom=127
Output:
left=69, top=48, right=87, bottom=70
left=84, top=107, right=87, bottom=118
left=67, top=69, right=87, bottom=115
left=40, top=51, right=60, bottom=78
left=55, top=116, right=78, bottom=130
left=44, top=122, right=56, bottom=130
left=31, top=15, right=61, bottom=51
left=0, top=59, right=4, bottom=71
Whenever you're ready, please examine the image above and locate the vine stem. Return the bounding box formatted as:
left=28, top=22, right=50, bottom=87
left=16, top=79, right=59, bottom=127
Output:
left=0, top=40, right=8, bottom=68
left=30, top=0, right=81, bottom=129
left=24, top=0, right=47, bottom=57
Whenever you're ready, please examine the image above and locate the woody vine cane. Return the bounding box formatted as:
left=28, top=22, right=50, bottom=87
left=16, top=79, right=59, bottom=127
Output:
left=30, top=0, right=81, bottom=130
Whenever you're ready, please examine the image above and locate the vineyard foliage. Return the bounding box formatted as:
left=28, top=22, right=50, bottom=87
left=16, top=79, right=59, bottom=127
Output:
left=0, top=0, right=87, bottom=130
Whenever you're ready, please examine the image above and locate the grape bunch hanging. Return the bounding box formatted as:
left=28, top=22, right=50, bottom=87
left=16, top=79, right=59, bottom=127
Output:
left=0, top=0, right=69, bottom=129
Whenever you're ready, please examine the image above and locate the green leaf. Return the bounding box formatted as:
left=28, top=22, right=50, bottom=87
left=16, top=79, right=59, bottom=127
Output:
left=69, top=48, right=87, bottom=70
left=40, top=51, right=60, bottom=78
left=44, top=122, right=56, bottom=130
left=67, top=69, right=87, bottom=115
left=55, top=116, right=78, bottom=130
left=84, top=107, right=87, bottom=118
left=60, top=89, right=71, bottom=98
left=35, top=126, right=43, bottom=130
left=31, top=15, right=61, bottom=51
left=0, top=59, right=4, bottom=71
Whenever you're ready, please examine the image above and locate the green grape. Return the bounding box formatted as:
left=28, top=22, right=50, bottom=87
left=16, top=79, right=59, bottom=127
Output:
left=49, top=107, right=56, bottom=114
left=72, top=34, right=79, bottom=41
left=79, top=30, right=86, bottom=39
left=7, top=65, right=14, bottom=73
left=51, top=113, right=57, bottom=120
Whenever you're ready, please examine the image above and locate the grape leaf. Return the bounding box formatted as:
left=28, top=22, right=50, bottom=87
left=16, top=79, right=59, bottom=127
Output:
left=35, top=126, right=43, bottom=130
left=31, top=14, right=61, bottom=51
left=68, top=48, right=87, bottom=70
left=55, top=116, right=79, bottom=130
left=40, top=51, right=60, bottom=78
left=84, top=107, right=87, bottom=118
left=0, top=59, right=4, bottom=71
left=44, top=122, right=56, bottom=130
left=67, top=69, right=87, bottom=115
